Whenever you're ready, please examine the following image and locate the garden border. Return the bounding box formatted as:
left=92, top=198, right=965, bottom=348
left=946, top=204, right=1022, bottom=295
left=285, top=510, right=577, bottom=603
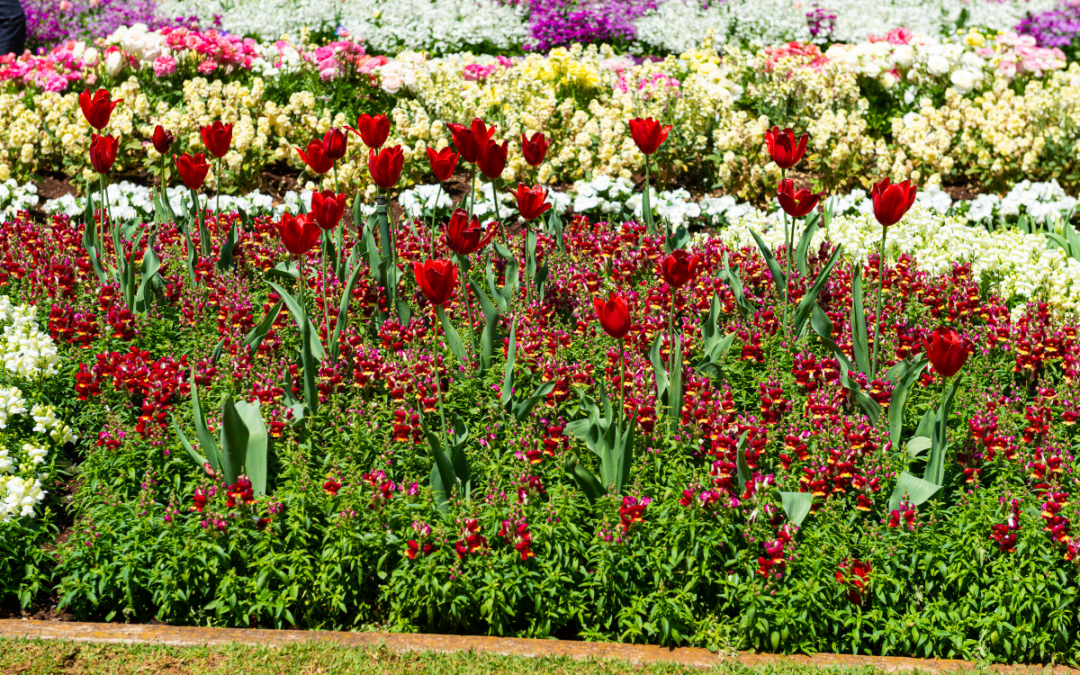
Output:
left=1, top=620, right=1078, bottom=673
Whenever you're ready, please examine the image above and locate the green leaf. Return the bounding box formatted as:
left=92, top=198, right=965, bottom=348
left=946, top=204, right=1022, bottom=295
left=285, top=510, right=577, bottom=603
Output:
left=906, top=436, right=933, bottom=458
left=779, top=492, right=813, bottom=528
left=330, top=252, right=363, bottom=361
left=615, top=413, right=638, bottom=495
left=749, top=230, right=786, bottom=301
left=792, top=244, right=843, bottom=337
left=736, top=430, right=750, bottom=492
left=926, top=378, right=960, bottom=486
left=231, top=400, right=269, bottom=496
left=535, top=262, right=549, bottom=302
left=668, top=336, right=683, bottom=434
left=850, top=267, right=871, bottom=376
left=424, top=429, right=457, bottom=508
left=513, top=381, right=556, bottom=422
left=243, top=300, right=282, bottom=354
left=299, top=303, right=319, bottom=416
left=810, top=305, right=880, bottom=424
left=795, top=211, right=821, bottom=277
left=265, top=280, right=327, bottom=362
left=888, top=471, right=942, bottom=512
left=887, top=354, right=929, bottom=447
left=190, top=375, right=222, bottom=477
left=718, top=254, right=756, bottom=319
left=175, top=421, right=208, bottom=470
left=436, top=305, right=468, bottom=364
left=470, top=279, right=499, bottom=371
left=501, top=319, right=517, bottom=407
left=563, top=453, right=606, bottom=503
left=217, top=222, right=238, bottom=271
left=526, top=229, right=538, bottom=280
left=219, top=396, right=249, bottom=486
left=648, top=333, right=669, bottom=403
left=134, top=241, right=161, bottom=313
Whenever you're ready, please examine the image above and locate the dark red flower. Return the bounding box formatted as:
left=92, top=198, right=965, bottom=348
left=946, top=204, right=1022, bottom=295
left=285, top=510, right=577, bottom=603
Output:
left=521, top=132, right=549, bottom=166
left=871, top=178, right=918, bottom=228
left=836, top=558, right=871, bottom=605
left=323, top=478, right=342, bottom=495
left=477, top=139, right=508, bottom=180
left=510, top=183, right=552, bottom=222
left=322, top=127, right=348, bottom=161
left=311, top=190, right=346, bottom=232
left=922, top=326, right=969, bottom=378
left=296, top=138, right=335, bottom=174
left=776, top=178, right=823, bottom=218
left=368, top=146, right=404, bottom=190
left=200, top=121, right=233, bottom=159
left=660, top=249, right=700, bottom=289
left=79, top=89, right=122, bottom=130
left=151, top=125, right=174, bottom=154
left=174, top=153, right=210, bottom=191
left=89, top=134, right=118, bottom=174
left=444, top=208, right=496, bottom=256
left=628, top=117, right=671, bottom=156
left=426, top=146, right=459, bottom=182
left=349, top=114, right=390, bottom=149
left=274, top=212, right=321, bottom=256
left=764, top=127, right=808, bottom=170
left=593, top=292, right=631, bottom=340
left=412, top=259, right=458, bottom=306
left=447, top=118, right=496, bottom=164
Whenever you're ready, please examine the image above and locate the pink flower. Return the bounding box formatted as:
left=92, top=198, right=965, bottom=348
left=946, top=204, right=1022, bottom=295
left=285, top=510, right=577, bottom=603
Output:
left=153, top=54, right=177, bottom=77
left=885, top=27, right=912, bottom=45
left=197, top=59, right=218, bottom=74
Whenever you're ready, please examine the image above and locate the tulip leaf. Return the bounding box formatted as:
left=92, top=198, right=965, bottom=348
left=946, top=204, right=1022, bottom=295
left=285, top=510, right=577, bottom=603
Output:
left=811, top=305, right=880, bottom=424
left=615, top=412, right=638, bottom=495
left=435, top=305, right=468, bottom=364
left=888, top=471, right=941, bottom=513
left=563, top=453, right=606, bottom=504
left=780, top=492, right=813, bottom=529
left=906, top=436, right=933, bottom=458
left=926, top=377, right=960, bottom=487
left=330, top=257, right=363, bottom=361
left=423, top=427, right=457, bottom=509
left=265, top=280, right=327, bottom=362
left=174, top=420, right=208, bottom=471
left=238, top=207, right=251, bottom=233
left=217, top=221, right=238, bottom=271
left=189, top=373, right=222, bottom=477
left=792, top=244, right=843, bottom=337
left=667, top=225, right=690, bottom=253
left=535, top=262, right=549, bottom=303
left=321, top=229, right=338, bottom=280
left=210, top=338, right=225, bottom=366
left=749, top=230, right=786, bottom=302
left=668, top=335, right=684, bottom=434
left=396, top=298, right=413, bottom=327
left=514, top=381, right=556, bottom=422
left=526, top=229, right=538, bottom=280
left=265, top=261, right=299, bottom=281
left=700, top=293, right=722, bottom=353
left=134, top=243, right=161, bottom=313
left=648, top=333, right=669, bottom=403
left=363, top=223, right=383, bottom=284
left=547, top=209, right=565, bottom=254
left=230, top=399, right=269, bottom=496
left=376, top=197, right=393, bottom=270
left=501, top=258, right=519, bottom=305
left=850, top=267, right=871, bottom=377
left=795, top=211, right=821, bottom=277
left=350, top=196, right=363, bottom=235
left=718, top=254, right=756, bottom=319
left=501, top=319, right=517, bottom=407
left=887, top=354, right=929, bottom=447
left=735, top=430, right=750, bottom=492
left=243, top=300, right=283, bottom=354
left=469, top=279, right=499, bottom=371
left=299, top=302, right=319, bottom=415
left=493, top=241, right=515, bottom=260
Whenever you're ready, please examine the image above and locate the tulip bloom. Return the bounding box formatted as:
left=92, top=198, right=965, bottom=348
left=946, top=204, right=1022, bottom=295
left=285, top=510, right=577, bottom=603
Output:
left=923, top=326, right=969, bottom=378
left=311, top=190, right=346, bottom=232
left=521, top=132, right=548, bottom=166
left=477, top=139, right=508, bottom=180
left=412, top=259, right=457, bottom=306
left=776, top=179, right=823, bottom=219
left=151, top=125, right=174, bottom=154
left=444, top=209, right=495, bottom=256
left=593, top=293, right=631, bottom=340
left=871, top=178, right=917, bottom=228
left=175, top=153, right=210, bottom=191
left=426, top=147, right=458, bottom=182
left=349, top=114, right=390, bottom=149
left=322, top=127, right=348, bottom=162
left=660, top=250, right=699, bottom=289
left=764, top=127, right=808, bottom=170
left=89, top=134, right=118, bottom=174
left=368, top=146, right=404, bottom=190
left=200, top=121, right=233, bottom=159
left=447, top=118, right=496, bottom=164
left=628, top=117, right=671, bottom=156
left=274, top=212, right=321, bottom=256
left=79, top=89, right=122, bottom=130
left=296, top=138, right=335, bottom=175
left=510, top=183, right=552, bottom=222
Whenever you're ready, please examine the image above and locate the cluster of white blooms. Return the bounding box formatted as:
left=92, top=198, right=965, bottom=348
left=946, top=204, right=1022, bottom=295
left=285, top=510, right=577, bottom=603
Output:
left=30, top=404, right=77, bottom=447
left=391, top=183, right=572, bottom=222
left=2, top=476, right=46, bottom=521
left=43, top=182, right=293, bottom=222
left=0, top=300, right=59, bottom=380
left=0, top=180, right=40, bottom=221
left=0, top=387, right=27, bottom=429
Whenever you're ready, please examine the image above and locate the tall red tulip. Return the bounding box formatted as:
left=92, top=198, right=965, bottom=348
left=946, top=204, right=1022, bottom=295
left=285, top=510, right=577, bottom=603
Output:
left=923, top=326, right=969, bottom=378
left=311, top=190, right=346, bottom=232
left=628, top=117, right=671, bottom=156
left=477, top=139, right=508, bottom=180
left=151, top=125, right=174, bottom=154
left=274, top=212, right=321, bottom=256
left=349, top=114, right=390, bottom=149
left=510, top=183, right=552, bottom=222
left=368, top=146, right=404, bottom=190
left=521, top=132, right=548, bottom=166
left=412, top=259, right=457, bottom=306
left=776, top=179, right=823, bottom=219
left=296, top=138, right=335, bottom=175
left=447, top=118, right=495, bottom=164
left=764, top=127, right=808, bottom=170
left=200, top=121, right=233, bottom=159
left=593, top=293, right=631, bottom=340
left=79, top=89, right=122, bottom=130
left=89, top=134, right=118, bottom=174
left=444, top=209, right=496, bottom=256
left=660, top=250, right=699, bottom=289
left=322, top=127, right=348, bottom=162
left=871, top=178, right=918, bottom=228
left=175, top=153, right=210, bottom=191
left=426, top=146, right=459, bottom=182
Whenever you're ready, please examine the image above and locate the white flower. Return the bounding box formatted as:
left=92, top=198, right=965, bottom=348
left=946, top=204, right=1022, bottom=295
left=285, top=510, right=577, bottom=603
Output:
left=105, top=50, right=125, bottom=77
left=950, top=69, right=977, bottom=94
left=926, top=54, right=951, bottom=76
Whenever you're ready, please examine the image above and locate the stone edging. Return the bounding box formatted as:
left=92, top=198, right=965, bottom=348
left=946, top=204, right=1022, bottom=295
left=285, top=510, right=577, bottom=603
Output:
left=0, top=619, right=1077, bottom=673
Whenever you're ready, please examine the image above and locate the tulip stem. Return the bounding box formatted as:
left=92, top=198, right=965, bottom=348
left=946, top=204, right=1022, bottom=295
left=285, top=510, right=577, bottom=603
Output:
left=333, top=163, right=341, bottom=196
left=644, top=157, right=653, bottom=238
left=321, top=234, right=332, bottom=348
left=388, top=190, right=399, bottom=315
left=468, top=167, right=476, bottom=220
left=458, top=254, right=478, bottom=370
left=780, top=169, right=788, bottom=340
left=431, top=307, right=450, bottom=442
left=160, top=153, right=167, bottom=209
left=522, top=223, right=531, bottom=309
left=667, top=292, right=676, bottom=379
left=871, top=226, right=887, bottom=380
left=618, top=339, right=626, bottom=431
left=429, top=182, right=443, bottom=259
left=215, top=159, right=222, bottom=235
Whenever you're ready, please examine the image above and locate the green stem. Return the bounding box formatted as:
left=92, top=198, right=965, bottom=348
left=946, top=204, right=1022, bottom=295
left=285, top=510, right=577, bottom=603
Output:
left=618, top=339, right=626, bottom=431
left=468, top=167, right=476, bottom=220
left=644, top=158, right=653, bottom=238
left=161, top=154, right=167, bottom=207
left=458, top=255, right=478, bottom=370
left=321, top=233, right=332, bottom=346
left=780, top=168, right=788, bottom=340
left=388, top=190, right=399, bottom=314
left=432, top=307, right=449, bottom=442
left=667, top=291, right=676, bottom=376
left=333, top=163, right=340, bottom=195
left=523, top=222, right=531, bottom=309
left=429, top=182, right=443, bottom=260
left=871, top=226, right=888, bottom=380
left=215, top=159, right=222, bottom=233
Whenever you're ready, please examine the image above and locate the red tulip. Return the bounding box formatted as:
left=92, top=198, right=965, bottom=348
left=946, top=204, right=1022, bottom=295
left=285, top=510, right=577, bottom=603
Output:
left=521, top=132, right=548, bottom=166
left=593, top=292, right=631, bottom=340
left=477, top=139, right=508, bottom=180
left=871, top=178, right=917, bottom=228
left=274, top=212, right=322, bottom=256
left=628, top=117, right=671, bottom=156
left=175, top=153, right=210, bottom=190
left=447, top=118, right=496, bottom=164
left=368, top=146, right=404, bottom=190
left=922, top=326, right=969, bottom=378
left=311, top=190, right=346, bottom=232
left=764, top=127, right=808, bottom=170
left=151, top=125, right=174, bottom=154
left=322, top=127, right=348, bottom=162
left=510, top=183, right=552, bottom=222
left=426, top=146, right=459, bottom=182
left=660, top=249, right=700, bottom=289
left=89, top=134, right=118, bottom=174
left=200, top=121, right=233, bottom=159
left=79, top=89, right=122, bottom=130
left=776, top=179, right=823, bottom=219
left=444, top=209, right=496, bottom=256
left=412, top=259, right=458, bottom=306
left=349, top=114, right=390, bottom=149
left=296, top=138, right=335, bottom=175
